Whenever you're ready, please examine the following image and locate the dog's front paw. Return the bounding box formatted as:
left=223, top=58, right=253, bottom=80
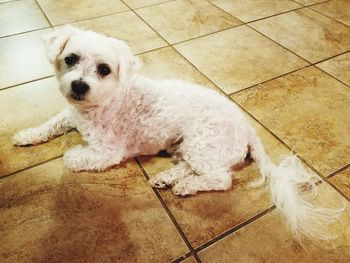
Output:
left=63, top=146, right=89, bottom=172
left=12, top=128, right=40, bottom=146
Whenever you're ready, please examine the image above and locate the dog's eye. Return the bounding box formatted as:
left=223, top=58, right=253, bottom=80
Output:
left=64, top=54, right=79, bottom=66
left=97, top=64, right=111, bottom=77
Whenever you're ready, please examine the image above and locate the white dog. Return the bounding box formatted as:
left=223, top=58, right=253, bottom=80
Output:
left=13, top=25, right=342, bottom=243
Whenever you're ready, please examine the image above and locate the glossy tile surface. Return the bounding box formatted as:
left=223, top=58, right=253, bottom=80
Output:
left=210, top=0, right=301, bottom=22
left=136, top=0, right=241, bottom=44
left=294, top=0, right=329, bottom=5
left=0, top=78, right=82, bottom=178
left=317, top=52, right=350, bottom=86
left=140, top=115, right=314, bottom=247
left=124, top=0, right=173, bottom=9
left=73, top=12, right=167, bottom=54
left=0, top=0, right=50, bottom=37
left=0, top=29, right=54, bottom=89
left=138, top=47, right=219, bottom=91
left=232, top=66, right=350, bottom=177
left=37, top=0, right=128, bottom=25
left=1, top=0, right=350, bottom=261
left=0, top=158, right=188, bottom=262
left=199, top=183, right=350, bottom=262
left=251, top=9, right=350, bottom=63
left=311, top=0, right=350, bottom=26
left=175, top=26, right=308, bottom=94
left=330, top=168, right=350, bottom=199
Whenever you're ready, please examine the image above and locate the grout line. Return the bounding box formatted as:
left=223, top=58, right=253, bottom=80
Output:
left=246, top=23, right=312, bottom=64
left=35, top=0, right=53, bottom=27
left=326, top=163, right=350, bottom=180
left=194, top=206, right=275, bottom=253
left=170, top=252, right=192, bottom=263
left=307, top=6, right=350, bottom=28
left=0, top=75, right=54, bottom=92
left=228, top=64, right=311, bottom=96
left=135, top=158, right=202, bottom=263
left=325, top=179, right=350, bottom=202
left=52, top=9, right=131, bottom=27
left=291, top=0, right=331, bottom=7
left=227, top=51, right=350, bottom=98
left=0, top=155, right=62, bottom=180
left=0, top=26, right=52, bottom=39
left=0, top=0, right=20, bottom=5
left=132, top=0, right=177, bottom=10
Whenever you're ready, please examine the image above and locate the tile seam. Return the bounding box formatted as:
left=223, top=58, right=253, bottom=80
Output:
left=134, top=158, right=202, bottom=263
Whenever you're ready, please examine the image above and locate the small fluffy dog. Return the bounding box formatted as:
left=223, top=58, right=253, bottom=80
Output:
left=13, top=25, right=342, bottom=243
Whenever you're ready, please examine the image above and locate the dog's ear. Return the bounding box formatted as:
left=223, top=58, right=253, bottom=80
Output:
left=43, top=25, right=79, bottom=64
left=118, top=53, right=141, bottom=88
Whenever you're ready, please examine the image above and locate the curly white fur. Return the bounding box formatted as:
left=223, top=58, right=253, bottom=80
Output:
left=12, top=25, right=343, bottom=244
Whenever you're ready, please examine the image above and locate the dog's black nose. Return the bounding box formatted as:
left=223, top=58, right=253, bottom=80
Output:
left=71, top=80, right=89, bottom=95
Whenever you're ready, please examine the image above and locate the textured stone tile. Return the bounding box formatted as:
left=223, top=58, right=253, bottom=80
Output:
left=72, top=11, right=167, bottom=54
left=311, top=0, right=350, bottom=26
left=198, top=183, right=350, bottom=262
left=175, top=25, right=308, bottom=94
left=330, top=168, right=350, bottom=200
left=251, top=9, right=350, bottom=63
left=0, top=77, right=82, bottom=178
left=294, top=0, right=329, bottom=5
left=37, top=0, right=128, bottom=25
left=140, top=115, right=316, bottom=247
left=0, top=158, right=188, bottom=262
left=138, top=47, right=219, bottom=91
left=317, top=52, right=350, bottom=86
left=182, top=256, right=196, bottom=263
left=136, top=0, right=241, bottom=44
left=0, top=29, right=54, bottom=90
left=232, top=66, right=350, bottom=176
left=123, top=0, right=173, bottom=9
left=0, top=0, right=50, bottom=37
left=210, top=0, right=301, bottom=22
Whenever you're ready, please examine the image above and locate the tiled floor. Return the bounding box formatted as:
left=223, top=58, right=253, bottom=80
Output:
left=0, top=0, right=349, bottom=262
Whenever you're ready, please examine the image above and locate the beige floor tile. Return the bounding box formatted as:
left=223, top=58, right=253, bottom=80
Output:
left=0, top=158, right=188, bottom=262
left=138, top=47, right=219, bottom=91
left=140, top=115, right=316, bottom=247
left=182, top=256, right=196, bottom=263
left=73, top=12, right=167, bottom=54
left=0, top=29, right=54, bottom=90
left=311, top=0, right=350, bottom=26
left=294, top=0, right=329, bottom=5
left=251, top=8, right=350, bottom=63
left=123, top=0, right=173, bottom=9
left=37, top=0, right=128, bottom=25
left=135, top=0, right=241, bottom=44
left=317, top=52, right=350, bottom=86
left=232, top=66, right=350, bottom=177
left=0, top=0, right=50, bottom=37
left=330, top=168, right=350, bottom=200
left=0, top=77, right=82, bottom=178
left=210, top=0, right=302, bottom=22
left=199, top=183, right=350, bottom=263
left=175, top=25, right=308, bottom=94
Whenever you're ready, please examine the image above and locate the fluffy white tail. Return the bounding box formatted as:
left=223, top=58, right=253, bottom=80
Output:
left=249, top=134, right=344, bottom=243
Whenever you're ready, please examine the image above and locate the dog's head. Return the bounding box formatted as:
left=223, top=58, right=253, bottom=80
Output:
left=43, top=25, right=140, bottom=108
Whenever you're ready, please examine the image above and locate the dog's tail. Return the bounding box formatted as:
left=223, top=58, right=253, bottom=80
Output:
left=248, top=131, right=344, bottom=244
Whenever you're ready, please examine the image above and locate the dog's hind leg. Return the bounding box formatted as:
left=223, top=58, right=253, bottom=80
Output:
left=171, top=128, right=247, bottom=195
left=172, top=170, right=232, bottom=196
left=149, top=161, right=194, bottom=188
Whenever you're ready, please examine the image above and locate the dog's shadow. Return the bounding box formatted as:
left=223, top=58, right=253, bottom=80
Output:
left=34, top=162, right=141, bottom=263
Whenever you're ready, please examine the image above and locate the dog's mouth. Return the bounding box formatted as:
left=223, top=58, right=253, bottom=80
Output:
left=69, top=92, right=86, bottom=101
